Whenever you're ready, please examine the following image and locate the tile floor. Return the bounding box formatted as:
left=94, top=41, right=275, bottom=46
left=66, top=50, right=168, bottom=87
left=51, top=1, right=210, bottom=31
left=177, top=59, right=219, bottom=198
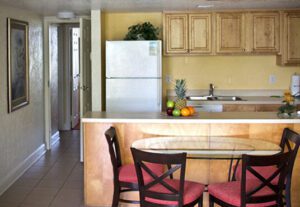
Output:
left=0, top=130, right=86, bottom=207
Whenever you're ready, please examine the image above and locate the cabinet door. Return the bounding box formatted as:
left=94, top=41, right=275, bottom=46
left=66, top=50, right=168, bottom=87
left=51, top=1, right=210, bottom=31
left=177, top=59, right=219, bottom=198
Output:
left=216, top=13, right=246, bottom=53
left=164, top=14, right=188, bottom=54
left=251, top=12, right=280, bottom=53
left=189, top=13, right=212, bottom=54
left=282, top=12, right=300, bottom=65
left=255, top=104, right=281, bottom=112
left=223, top=104, right=256, bottom=112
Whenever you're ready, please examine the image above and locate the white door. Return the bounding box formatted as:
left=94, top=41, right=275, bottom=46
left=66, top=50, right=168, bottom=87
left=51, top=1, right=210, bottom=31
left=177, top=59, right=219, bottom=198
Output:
left=80, top=18, right=91, bottom=161
left=71, top=28, right=80, bottom=128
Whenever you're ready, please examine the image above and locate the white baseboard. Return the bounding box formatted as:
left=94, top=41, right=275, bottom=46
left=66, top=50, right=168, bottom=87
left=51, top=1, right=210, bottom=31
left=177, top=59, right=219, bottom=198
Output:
left=51, top=131, right=60, bottom=145
left=0, top=144, right=46, bottom=195
left=0, top=132, right=61, bottom=196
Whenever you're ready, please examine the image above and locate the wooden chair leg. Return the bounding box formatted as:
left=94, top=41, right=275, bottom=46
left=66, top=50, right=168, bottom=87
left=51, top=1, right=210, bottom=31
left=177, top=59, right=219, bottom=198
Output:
left=198, top=196, right=203, bottom=207
left=285, top=187, right=292, bottom=207
left=112, top=187, right=120, bottom=207
left=209, top=195, right=214, bottom=207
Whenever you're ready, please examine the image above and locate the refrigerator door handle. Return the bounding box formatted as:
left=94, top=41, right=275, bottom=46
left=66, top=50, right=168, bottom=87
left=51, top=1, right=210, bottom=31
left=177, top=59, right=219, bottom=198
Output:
left=157, top=41, right=162, bottom=78
left=157, top=80, right=162, bottom=109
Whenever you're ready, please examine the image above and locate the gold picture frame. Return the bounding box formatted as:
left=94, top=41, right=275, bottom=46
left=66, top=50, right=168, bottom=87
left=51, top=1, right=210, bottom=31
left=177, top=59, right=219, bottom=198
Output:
left=7, top=18, right=29, bottom=112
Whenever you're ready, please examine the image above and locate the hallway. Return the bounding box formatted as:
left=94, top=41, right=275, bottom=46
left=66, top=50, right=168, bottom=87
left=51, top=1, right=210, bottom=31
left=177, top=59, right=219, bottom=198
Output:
left=0, top=130, right=85, bottom=207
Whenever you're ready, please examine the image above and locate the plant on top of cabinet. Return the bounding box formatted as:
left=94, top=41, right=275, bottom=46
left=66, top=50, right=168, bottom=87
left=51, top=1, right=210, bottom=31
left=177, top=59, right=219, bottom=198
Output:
left=163, top=13, right=212, bottom=55
left=277, top=11, right=300, bottom=66
left=250, top=12, right=280, bottom=53
left=124, top=22, right=159, bottom=40
left=216, top=12, right=246, bottom=53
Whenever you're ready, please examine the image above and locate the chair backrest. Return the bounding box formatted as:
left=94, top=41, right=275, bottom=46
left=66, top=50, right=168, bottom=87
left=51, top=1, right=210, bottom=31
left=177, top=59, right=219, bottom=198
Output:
left=279, top=128, right=300, bottom=177
left=105, top=127, right=122, bottom=184
left=131, top=147, right=187, bottom=207
left=241, top=152, right=291, bottom=207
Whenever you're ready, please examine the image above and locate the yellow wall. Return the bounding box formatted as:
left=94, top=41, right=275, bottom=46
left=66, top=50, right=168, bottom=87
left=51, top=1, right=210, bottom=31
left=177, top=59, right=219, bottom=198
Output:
left=102, top=12, right=300, bottom=92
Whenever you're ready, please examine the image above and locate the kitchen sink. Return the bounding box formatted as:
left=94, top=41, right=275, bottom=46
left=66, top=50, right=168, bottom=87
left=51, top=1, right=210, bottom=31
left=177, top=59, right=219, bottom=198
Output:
left=187, top=96, right=244, bottom=101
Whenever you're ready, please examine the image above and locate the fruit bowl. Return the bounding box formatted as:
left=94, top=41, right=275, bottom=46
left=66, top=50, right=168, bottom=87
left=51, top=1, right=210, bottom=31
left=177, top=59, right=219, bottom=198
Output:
left=165, top=100, right=196, bottom=117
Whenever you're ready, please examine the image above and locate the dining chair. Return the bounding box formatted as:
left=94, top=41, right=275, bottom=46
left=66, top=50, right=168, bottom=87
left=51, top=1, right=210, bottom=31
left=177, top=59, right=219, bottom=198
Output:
left=233, top=127, right=300, bottom=207
left=208, top=152, right=291, bottom=207
left=105, top=127, right=164, bottom=207
left=131, top=147, right=205, bottom=207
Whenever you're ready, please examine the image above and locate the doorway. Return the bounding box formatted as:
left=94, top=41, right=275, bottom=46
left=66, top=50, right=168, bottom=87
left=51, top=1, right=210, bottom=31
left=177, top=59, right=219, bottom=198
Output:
left=49, top=23, right=80, bottom=143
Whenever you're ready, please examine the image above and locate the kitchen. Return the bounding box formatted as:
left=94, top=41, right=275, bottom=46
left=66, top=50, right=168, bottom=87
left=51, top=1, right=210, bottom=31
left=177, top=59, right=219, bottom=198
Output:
left=83, top=7, right=300, bottom=207
left=1, top=0, right=300, bottom=206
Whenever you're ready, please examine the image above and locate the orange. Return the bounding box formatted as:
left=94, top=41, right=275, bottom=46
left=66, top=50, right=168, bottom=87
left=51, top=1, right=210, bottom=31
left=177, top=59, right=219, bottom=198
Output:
left=181, top=107, right=191, bottom=116
left=187, top=106, right=195, bottom=115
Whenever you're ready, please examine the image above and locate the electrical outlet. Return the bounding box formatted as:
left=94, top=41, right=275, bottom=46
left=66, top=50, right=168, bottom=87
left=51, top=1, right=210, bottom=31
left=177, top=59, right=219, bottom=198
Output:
left=165, top=75, right=172, bottom=83
left=269, top=74, right=276, bottom=84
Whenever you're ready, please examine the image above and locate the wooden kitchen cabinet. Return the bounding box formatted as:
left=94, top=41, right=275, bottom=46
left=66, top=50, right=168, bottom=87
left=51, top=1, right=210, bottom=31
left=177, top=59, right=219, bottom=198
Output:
left=250, top=12, right=280, bottom=53
left=223, top=104, right=256, bottom=112
left=216, top=12, right=246, bottom=53
left=255, top=104, right=281, bottom=112
left=163, top=13, right=188, bottom=54
left=223, top=104, right=282, bottom=112
left=164, top=13, right=212, bottom=55
left=189, top=13, right=212, bottom=54
left=277, top=11, right=300, bottom=65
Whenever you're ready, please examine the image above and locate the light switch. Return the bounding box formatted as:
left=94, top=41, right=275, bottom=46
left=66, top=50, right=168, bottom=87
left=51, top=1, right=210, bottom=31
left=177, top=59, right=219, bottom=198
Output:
left=269, top=74, right=276, bottom=84
left=165, top=75, right=172, bottom=83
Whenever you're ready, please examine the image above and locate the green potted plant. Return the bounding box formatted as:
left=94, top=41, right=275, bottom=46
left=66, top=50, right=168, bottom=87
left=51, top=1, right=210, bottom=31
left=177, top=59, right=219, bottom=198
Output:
left=124, top=22, right=159, bottom=40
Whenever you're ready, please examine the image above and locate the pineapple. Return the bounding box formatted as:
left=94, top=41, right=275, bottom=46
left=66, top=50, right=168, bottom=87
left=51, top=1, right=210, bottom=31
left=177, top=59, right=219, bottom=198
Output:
left=174, top=79, right=187, bottom=110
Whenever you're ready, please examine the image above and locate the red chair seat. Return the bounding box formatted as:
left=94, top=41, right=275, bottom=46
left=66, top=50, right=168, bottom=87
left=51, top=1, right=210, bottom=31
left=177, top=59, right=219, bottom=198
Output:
left=119, top=163, right=163, bottom=183
left=235, top=165, right=278, bottom=183
left=146, top=179, right=205, bottom=205
left=208, top=181, right=276, bottom=207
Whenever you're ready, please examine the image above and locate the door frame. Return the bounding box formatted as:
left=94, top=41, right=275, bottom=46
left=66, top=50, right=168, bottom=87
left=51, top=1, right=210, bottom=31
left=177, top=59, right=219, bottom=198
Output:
left=44, top=16, right=87, bottom=150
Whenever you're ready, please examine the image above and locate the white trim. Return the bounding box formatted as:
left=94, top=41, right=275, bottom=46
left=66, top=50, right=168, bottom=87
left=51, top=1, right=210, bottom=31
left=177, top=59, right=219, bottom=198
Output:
left=44, top=16, right=86, bottom=150
left=51, top=131, right=60, bottom=145
left=91, top=10, right=102, bottom=111
left=0, top=144, right=46, bottom=195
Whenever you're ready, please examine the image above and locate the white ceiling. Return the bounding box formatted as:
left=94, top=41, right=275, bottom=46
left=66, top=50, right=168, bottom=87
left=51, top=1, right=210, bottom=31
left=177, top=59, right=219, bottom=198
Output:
left=0, top=0, right=299, bottom=16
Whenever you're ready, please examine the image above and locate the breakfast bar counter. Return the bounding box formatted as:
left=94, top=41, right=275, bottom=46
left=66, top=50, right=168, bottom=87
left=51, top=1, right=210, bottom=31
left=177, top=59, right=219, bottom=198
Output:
left=82, top=112, right=300, bottom=207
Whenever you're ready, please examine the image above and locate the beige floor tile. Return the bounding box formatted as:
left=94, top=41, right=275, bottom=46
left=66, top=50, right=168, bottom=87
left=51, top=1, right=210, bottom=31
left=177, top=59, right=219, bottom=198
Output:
left=36, top=179, right=65, bottom=188
left=63, top=179, right=83, bottom=189
left=0, top=130, right=83, bottom=207
left=22, top=187, right=59, bottom=206
left=11, top=178, right=40, bottom=188
left=50, top=189, right=83, bottom=207
left=0, top=187, right=32, bottom=204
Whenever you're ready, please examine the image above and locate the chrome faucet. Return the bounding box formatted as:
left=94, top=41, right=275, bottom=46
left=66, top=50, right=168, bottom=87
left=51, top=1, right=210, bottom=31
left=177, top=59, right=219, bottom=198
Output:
left=209, top=83, right=215, bottom=97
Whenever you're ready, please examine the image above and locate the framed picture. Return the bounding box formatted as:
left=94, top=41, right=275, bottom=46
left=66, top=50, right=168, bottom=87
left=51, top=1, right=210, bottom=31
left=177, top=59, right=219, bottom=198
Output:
left=7, top=18, right=29, bottom=112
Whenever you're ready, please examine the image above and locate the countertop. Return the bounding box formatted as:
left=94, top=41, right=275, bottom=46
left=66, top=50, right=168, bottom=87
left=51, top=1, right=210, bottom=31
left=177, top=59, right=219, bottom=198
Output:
left=82, top=111, right=300, bottom=124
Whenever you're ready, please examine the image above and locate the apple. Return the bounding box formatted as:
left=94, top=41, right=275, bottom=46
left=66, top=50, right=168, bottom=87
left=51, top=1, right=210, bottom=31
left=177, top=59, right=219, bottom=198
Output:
left=172, top=109, right=181, bottom=117
left=166, top=100, right=175, bottom=108
left=166, top=108, right=173, bottom=116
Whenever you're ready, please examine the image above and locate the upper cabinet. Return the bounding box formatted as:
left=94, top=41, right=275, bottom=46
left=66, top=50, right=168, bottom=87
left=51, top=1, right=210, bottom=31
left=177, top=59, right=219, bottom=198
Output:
left=163, top=10, right=300, bottom=66
left=250, top=12, right=280, bottom=53
left=216, top=13, right=246, bottom=53
left=163, top=13, right=188, bottom=54
left=189, top=13, right=212, bottom=54
left=164, top=13, right=212, bottom=55
left=277, top=12, right=300, bottom=65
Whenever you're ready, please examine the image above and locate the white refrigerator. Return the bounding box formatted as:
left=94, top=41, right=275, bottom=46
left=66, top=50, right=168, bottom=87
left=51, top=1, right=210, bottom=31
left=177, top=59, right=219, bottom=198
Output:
left=106, top=41, right=162, bottom=112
